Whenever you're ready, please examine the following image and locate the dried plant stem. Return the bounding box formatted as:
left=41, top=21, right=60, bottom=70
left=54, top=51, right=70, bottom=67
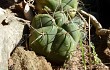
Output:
left=77, top=11, right=88, bottom=27
left=79, top=10, right=110, bottom=36
left=88, top=15, right=92, bottom=70
left=79, top=10, right=102, bottom=29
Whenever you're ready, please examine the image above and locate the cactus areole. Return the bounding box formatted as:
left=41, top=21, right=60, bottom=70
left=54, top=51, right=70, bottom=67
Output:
left=29, top=0, right=85, bottom=64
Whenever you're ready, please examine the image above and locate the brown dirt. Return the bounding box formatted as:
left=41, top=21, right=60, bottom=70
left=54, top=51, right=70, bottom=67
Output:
left=9, top=46, right=52, bottom=70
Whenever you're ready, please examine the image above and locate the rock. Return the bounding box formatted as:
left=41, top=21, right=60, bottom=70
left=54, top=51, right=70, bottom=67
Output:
left=0, top=10, right=26, bottom=70
left=10, top=47, right=52, bottom=70
left=0, top=7, right=6, bottom=25
left=0, top=7, right=6, bottom=15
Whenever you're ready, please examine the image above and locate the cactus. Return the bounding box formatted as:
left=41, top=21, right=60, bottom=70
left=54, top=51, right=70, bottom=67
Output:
left=29, top=25, right=58, bottom=55
left=29, top=13, right=85, bottom=64
left=47, top=27, right=77, bottom=63
left=30, top=0, right=86, bottom=64
left=35, top=0, right=60, bottom=13
left=54, top=11, right=68, bottom=27
left=35, top=0, right=78, bottom=18
left=62, top=22, right=81, bottom=43
left=31, top=14, right=56, bottom=29
left=62, top=0, right=78, bottom=9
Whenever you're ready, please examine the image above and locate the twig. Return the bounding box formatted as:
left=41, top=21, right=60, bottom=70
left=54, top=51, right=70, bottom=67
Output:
left=79, top=10, right=102, bottom=29
left=77, top=11, right=88, bottom=27
left=79, top=10, right=110, bottom=35
left=88, top=15, right=92, bottom=70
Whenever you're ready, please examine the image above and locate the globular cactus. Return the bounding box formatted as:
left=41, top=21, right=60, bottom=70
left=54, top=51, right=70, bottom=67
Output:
left=30, top=0, right=85, bottom=64
left=29, top=13, right=85, bottom=64
left=30, top=14, right=57, bottom=55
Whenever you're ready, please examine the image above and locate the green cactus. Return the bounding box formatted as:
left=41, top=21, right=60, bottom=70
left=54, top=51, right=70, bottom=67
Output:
left=35, top=0, right=60, bottom=13
left=30, top=14, right=57, bottom=54
left=35, top=0, right=78, bottom=18
left=30, top=0, right=86, bottom=64
left=54, top=11, right=68, bottom=27
left=47, top=27, right=77, bottom=63
left=29, top=13, right=85, bottom=64
left=62, top=0, right=78, bottom=9
left=31, top=14, right=56, bottom=29
left=29, top=25, right=58, bottom=55
left=62, top=22, right=81, bottom=43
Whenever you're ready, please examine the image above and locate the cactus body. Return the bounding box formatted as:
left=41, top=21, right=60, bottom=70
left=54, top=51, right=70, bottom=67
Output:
left=62, top=22, right=81, bottom=43
left=54, top=11, right=68, bottom=27
left=29, top=13, right=85, bottom=64
left=31, top=14, right=56, bottom=29
left=30, top=26, right=58, bottom=55
left=48, top=27, right=77, bottom=63
left=62, top=0, right=78, bottom=9
left=30, top=0, right=86, bottom=64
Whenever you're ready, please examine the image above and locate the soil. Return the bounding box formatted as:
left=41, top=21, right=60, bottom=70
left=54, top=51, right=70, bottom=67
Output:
left=0, top=0, right=110, bottom=70
left=9, top=46, right=52, bottom=70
